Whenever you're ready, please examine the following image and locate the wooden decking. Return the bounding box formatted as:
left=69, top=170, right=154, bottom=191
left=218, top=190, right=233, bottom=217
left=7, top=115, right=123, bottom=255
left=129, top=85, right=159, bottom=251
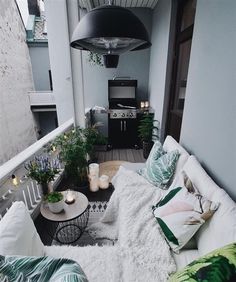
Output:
left=95, top=149, right=146, bottom=163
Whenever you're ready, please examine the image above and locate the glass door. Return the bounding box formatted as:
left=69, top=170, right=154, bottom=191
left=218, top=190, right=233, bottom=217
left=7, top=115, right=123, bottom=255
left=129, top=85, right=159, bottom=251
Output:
left=165, top=0, right=196, bottom=141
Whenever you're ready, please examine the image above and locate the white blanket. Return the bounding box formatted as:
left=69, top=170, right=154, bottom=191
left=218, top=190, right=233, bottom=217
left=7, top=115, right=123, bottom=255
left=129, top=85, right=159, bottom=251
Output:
left=45, top=167, right=176, bottom=282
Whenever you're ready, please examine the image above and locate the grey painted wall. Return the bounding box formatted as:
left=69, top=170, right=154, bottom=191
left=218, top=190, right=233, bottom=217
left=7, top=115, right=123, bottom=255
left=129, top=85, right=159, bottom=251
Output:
left=148, top=0, right=172, bottom=138
left=29, top=45, right=51, bottom=91
left=180, top=0, right=236, bottom=200
left=82, top=8, right=152, bottom=109
left=0, top=0, right=37, bottom=165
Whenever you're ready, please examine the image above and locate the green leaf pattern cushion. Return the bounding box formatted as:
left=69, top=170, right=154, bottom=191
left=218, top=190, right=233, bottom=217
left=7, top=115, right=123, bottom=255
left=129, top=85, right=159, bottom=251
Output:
left=169, top=243, right=236, bottom=282
left=139, top=141, right=180, bottom=188
left=152, top=177, right=219, bottom=252
left=0, top=255, right=88, bottom=282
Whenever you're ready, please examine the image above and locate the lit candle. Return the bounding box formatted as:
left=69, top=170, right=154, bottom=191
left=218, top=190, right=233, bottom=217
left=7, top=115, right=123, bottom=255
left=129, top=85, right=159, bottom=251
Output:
left=99, top=175, right=109, bottom=189
left=145, top=101, right=149, bottom=108
left=11, top=174, right=18, bottom=186
left=89, top=175, right=99, bottom=192
left=89, top=163, right=99, bottom=177
left=65, top=190, right=75, bottom=204
left=140, top=101, right=145, bottom=108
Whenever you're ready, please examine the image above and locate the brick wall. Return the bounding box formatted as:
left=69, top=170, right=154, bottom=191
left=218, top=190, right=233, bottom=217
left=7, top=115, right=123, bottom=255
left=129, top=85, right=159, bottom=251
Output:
left=0, top=0, right=37, bottom=165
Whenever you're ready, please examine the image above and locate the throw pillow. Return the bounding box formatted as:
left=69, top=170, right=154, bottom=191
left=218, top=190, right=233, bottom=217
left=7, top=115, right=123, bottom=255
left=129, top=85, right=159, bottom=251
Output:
left=0, top=255, right=88, bottom=282
left=152, top=172, right=220, bottom=252
left=169, top=243, right=236, bottom=282
left=139, top=141, right=180, bottom=188
left=0, top=201, right=44, bottom=256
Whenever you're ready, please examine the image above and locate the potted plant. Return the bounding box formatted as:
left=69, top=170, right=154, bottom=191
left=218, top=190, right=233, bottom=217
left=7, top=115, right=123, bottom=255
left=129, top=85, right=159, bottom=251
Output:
left=87, top=51, right=103, bottom=66
left=54, top=127, right=96, bottom=188
left=138, top=114, right=159, bottom=159
left=46, top=192, right=64, bottom=213
left=25, top=156, right=59, bottom=195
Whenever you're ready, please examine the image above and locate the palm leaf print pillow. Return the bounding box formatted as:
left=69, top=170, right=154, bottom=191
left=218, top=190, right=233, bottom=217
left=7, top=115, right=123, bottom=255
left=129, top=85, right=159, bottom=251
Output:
left=139, top=141, right=180, bottom=188
left=152, top=171, right=220, bottom=252
left=169, top=243, right=236, bottom=282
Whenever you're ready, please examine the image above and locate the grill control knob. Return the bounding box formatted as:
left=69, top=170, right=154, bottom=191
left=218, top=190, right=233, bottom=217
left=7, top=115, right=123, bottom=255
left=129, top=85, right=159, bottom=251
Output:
left=122, top=113, right=125, bottom=117
left=113, top=113, right=117, bottom=117
left=130, top=113, right=133, bottom=117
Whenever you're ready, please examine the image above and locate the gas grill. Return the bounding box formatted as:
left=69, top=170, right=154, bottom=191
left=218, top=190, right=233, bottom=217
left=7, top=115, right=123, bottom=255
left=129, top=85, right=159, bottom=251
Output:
left=108, top=79, right=138, bottom=148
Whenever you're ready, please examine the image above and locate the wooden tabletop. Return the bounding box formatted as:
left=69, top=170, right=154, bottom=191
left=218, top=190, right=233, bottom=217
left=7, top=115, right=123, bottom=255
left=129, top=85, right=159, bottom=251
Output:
left=40, top=191, right=88, bottom=222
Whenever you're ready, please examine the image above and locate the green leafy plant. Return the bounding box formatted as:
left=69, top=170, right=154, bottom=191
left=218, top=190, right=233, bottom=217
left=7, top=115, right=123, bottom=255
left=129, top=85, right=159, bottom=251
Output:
left=87, top=52, right=103, bottom=66
left=46, top=192, right=63, bottom=203
left=138, top=114, right=159, bottom=142
left=25, top=156, right=59, bottom=184
left=53, top=127, right=98, bottom=186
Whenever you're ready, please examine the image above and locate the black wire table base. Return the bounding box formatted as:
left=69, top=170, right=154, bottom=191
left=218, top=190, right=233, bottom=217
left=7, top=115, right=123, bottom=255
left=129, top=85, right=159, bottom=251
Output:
left=45, top=207, right=89, bottom=244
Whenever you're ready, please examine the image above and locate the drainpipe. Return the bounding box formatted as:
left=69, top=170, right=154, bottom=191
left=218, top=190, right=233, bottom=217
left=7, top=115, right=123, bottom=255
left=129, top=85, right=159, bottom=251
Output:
left=66, top=0, right=85, bottom=128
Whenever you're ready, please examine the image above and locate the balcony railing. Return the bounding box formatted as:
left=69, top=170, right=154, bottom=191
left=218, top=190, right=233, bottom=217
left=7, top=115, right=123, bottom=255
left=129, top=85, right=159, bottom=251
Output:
left=0, top=118, right=74, bottom=220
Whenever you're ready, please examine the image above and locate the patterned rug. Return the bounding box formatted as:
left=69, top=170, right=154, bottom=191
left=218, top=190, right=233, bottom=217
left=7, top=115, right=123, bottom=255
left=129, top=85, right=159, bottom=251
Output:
left=52, top=201, right=114, bottom=247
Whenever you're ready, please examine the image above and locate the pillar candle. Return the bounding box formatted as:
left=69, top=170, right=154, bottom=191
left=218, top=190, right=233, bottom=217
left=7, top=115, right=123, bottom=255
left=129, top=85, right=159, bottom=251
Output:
left=89, top=175, right=99, bottom=192
left=89, top=163, right=99, bottom=177
left=99, top=175, right=109, bottom=189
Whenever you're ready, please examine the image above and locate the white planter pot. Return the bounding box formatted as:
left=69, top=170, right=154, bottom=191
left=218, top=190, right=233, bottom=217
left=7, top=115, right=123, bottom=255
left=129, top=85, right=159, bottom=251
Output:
left=48, top=199, right=64, bottom=213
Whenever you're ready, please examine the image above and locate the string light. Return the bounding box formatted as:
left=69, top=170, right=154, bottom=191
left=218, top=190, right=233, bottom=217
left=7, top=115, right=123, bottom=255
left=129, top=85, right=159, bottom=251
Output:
left=11, top=174, right=18, bottom=186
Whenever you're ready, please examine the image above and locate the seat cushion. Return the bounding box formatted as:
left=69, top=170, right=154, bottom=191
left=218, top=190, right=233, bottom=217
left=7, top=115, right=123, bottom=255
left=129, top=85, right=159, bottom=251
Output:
left=182, top=156, right=236, bottom=255
left=163, top=135, right=189, bottom=179
left=0, top=202, right=44, bottom=256
left=172, top=249, right=200, bottom=270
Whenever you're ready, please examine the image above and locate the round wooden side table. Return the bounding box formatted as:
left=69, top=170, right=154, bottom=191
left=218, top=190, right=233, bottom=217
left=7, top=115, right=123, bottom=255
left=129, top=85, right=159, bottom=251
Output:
left=40, top=191, right=89, bottom=244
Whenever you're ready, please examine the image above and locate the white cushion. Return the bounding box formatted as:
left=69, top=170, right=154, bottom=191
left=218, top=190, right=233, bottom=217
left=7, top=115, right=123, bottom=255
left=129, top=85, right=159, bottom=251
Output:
left=172, top=249, right=200, bottom=270
left=0, top=201, right=44, bottom=256
left=163, top=135, right=189, bottom=179
left=182, top=156, right=236, bottom=255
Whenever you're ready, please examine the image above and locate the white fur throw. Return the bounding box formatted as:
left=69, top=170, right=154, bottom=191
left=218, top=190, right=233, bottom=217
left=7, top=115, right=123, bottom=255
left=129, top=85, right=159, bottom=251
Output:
left=45, top=167, right=176, bottom=281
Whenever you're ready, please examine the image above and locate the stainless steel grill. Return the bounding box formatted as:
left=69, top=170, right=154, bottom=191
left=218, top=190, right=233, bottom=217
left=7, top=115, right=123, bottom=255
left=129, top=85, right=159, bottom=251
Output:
left=109, top=109, right=137, bottom=119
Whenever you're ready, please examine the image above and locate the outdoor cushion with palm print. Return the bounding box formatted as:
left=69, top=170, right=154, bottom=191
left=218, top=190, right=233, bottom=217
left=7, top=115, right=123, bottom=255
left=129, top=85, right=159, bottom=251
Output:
left=0, top=255, right=88, bottom=282
left=169, top=243, right=236, bottom=282
left=138, top=140, right=180, bottom=189
left=152, top=171, right=219, bottom=252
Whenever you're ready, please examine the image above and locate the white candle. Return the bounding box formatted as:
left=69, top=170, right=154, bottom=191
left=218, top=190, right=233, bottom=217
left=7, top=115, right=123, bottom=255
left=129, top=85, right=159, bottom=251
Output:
left=65, top=190, right=75, bottom=204
left=89, top=175, right=99, bottom=192
left=140, top=101, right=145, bottom=108
left=145, top=101, right=149, bottom=108
left=99, top=175, right=109, bottom=189
left=89, top=163, right=99, bottom=177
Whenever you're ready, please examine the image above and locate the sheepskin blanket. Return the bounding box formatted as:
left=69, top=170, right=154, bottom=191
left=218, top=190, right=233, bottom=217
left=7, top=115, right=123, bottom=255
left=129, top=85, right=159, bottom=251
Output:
left=45, top=167, right=176, bottom=282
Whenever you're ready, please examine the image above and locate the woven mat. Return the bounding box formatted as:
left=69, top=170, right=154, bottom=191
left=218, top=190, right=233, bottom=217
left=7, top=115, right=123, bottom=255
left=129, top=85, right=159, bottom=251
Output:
left=99, top=160, right=127, bottom=181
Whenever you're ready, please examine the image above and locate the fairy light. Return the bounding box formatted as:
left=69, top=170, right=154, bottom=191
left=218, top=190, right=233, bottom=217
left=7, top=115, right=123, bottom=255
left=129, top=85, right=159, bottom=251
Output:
left=11, top=174, right=18, bottom=186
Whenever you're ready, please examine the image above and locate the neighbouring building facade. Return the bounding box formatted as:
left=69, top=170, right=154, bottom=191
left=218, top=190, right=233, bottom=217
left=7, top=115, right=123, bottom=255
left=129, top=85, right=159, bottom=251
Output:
left=0, top=0, right=37, bottom=165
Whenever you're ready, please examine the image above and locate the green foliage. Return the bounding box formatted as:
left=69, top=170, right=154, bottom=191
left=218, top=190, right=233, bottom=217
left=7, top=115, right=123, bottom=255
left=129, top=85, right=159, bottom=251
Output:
left=169, top=243, right=236, bottom=282
left=53, top=127, right=98, bottom=185
left=46, top=192, right=63, bottom=203
left=87, top=52, right=103, bottom=66
left=138, top=114, right=159, bottom=142
left=25, top=156, right=59, bottom=184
